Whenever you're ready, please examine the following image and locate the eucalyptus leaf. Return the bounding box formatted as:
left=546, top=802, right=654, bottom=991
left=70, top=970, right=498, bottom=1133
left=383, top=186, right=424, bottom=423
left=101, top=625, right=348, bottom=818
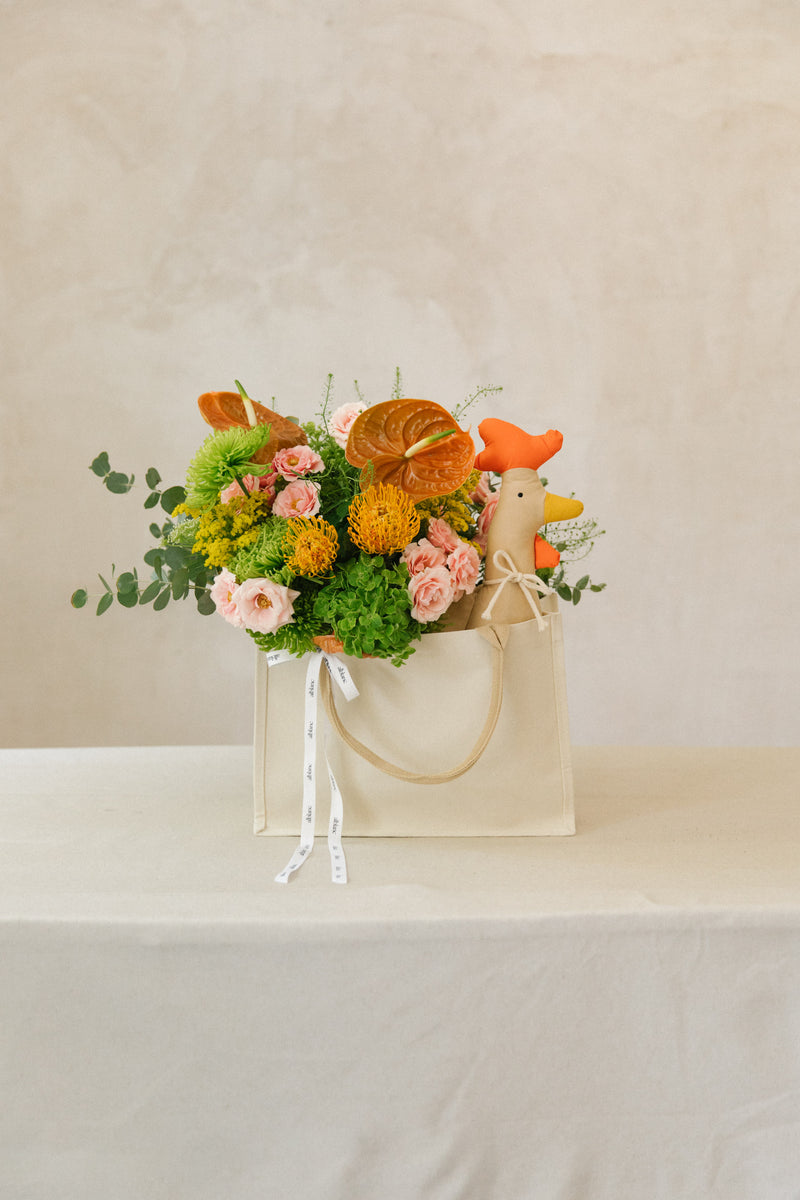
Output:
left=90, top=452, right=110, bottom=477
left=170, top=567, right=189, bottom=599
left=163, top=546, right=188, bottom=570
left=70, top=589, right=88, bottom=609
left=590, top=583, right=606, bottom=593
left=116, top=572, right=137, bottom=594
left=576, top=575, right=590, bottom=591
left=105, top=471, right=132, bottom=494
left=196, top=590, right=216, bottom=616
left=96, top=593, right=113, bottom=616
left=139, top=581, right=162, bottom=605
left=572, top=589, right=582, bottom=605
left=149, top=523, right=162, bottom=539
left=116, top=588, right=139, bottom=608
left=98, top=573, right=112, bottom=593
left=556, top=585, right=572, bottom=602
left=160, top=485, right=186, bottom=513
left=146, top=467, right=162, bottom=489
left=143, top=492, right=160, bottom=509
left=153, top=587, right=171, bottom=611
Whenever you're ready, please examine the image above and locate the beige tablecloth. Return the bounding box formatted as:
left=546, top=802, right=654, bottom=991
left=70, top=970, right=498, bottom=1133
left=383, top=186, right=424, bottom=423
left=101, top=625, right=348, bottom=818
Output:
left=1, top=746, right=799, bottom=1199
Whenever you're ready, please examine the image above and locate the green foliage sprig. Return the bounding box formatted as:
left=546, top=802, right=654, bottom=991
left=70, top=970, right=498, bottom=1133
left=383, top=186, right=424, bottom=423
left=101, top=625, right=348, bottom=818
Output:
left=71, top=456, right=214, bottom=616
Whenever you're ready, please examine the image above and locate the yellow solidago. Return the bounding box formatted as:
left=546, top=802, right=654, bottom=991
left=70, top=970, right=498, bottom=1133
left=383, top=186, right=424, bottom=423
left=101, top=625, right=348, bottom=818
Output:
left=192, top=493, right=271, bottom=570
left=282, top=517, right=339, bottom=578
left=415, top=468, right=481, bottom=536
left=348, top=483, right=421, bottom=555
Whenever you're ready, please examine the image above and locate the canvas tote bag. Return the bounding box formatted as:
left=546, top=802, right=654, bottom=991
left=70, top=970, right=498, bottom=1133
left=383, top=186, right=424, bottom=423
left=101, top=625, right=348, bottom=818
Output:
left=253, top=595, right=575, bottom=839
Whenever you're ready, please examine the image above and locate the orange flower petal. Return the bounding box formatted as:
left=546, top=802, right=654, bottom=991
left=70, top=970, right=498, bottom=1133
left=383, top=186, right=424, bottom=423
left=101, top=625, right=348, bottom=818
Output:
left=197, top=391, right=307, bottom=464
left=346, top=399, right=475, bottom=501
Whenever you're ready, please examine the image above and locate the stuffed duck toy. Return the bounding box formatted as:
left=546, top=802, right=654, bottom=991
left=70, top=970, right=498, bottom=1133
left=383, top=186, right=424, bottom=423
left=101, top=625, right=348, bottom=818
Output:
left=466, top=419, right=584, bottom=628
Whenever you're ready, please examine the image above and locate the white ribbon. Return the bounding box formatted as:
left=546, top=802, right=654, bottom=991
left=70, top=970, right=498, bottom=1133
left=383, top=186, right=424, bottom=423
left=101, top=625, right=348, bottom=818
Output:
left=480, top=549, right=555, bottom=630
left=267, top=648, right=358, bottom=885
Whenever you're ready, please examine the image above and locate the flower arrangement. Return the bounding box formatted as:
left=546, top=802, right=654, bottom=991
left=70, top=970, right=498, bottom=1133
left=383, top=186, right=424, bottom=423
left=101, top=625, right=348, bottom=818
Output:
left=72, top=372, right=604, bottom=664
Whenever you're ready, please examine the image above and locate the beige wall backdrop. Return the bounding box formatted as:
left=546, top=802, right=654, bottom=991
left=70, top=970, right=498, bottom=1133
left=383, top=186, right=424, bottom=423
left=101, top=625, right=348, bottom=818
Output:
left=3, top=0, right=799, bottom=748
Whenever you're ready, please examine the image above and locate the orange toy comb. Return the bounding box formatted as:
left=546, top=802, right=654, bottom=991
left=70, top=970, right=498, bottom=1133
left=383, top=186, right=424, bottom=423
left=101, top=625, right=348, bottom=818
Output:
left=474, top=419, right=563, bottom=473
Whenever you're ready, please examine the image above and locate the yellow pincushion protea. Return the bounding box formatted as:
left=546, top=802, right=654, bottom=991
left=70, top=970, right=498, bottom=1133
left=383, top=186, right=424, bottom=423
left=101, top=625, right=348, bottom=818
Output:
left=282, top=516, right=339, bottom=577
left=348, top=483, right=421, bottom=555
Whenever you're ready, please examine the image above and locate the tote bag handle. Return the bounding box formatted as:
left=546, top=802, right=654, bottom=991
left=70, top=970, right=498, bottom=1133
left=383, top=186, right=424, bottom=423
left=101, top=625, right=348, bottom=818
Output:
left=319, top=624, right=508, bottom=785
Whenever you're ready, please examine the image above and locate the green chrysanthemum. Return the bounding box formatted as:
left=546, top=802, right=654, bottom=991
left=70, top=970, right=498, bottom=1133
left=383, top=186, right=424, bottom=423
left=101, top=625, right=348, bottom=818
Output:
left=184, top=423, right=273, bottom=510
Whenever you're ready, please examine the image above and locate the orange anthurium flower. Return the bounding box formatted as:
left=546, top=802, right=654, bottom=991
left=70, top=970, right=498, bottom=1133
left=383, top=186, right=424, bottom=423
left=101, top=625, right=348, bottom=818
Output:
left=345, top=399, right=475, bottom=501
left=197, top=389, right=307, bottom=464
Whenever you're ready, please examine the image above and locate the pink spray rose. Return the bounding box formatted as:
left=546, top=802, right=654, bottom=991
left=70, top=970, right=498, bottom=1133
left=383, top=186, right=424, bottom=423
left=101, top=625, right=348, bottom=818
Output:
left=220, top=472, right=277, bottom=505
left=426, top=517, right=461, bottom=555
left=469, top=472, right=492, bottom=505
left=408, top=565, right=454, bottom=623
left=231, top=578, right=300, bottom=634
left=272, top=479, right=321, bottom=518
left=210, top=569, right=246, bottom=628
left=446, top=542, right=480, bottom=600
left=329, top=401, right=366, bottom=449
left=474, top=492, right=501, bottom=540
left=272, top=444, right=325, bottom=480
left=401, top=537, right=446, bottom=576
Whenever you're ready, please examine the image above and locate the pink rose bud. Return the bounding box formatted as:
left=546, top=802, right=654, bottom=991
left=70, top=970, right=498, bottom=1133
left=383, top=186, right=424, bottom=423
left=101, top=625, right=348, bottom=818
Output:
left=426, top=517, right=461, bottom=555
left=272, top=444, right=325, bottom=481
left=220, top=473, right=277, bottom=505
left=448, top=544, right=479, bottom=600
left=272, top=479, right=322, bottom=518
left=446, top=542, right=480, bottom=599
left=469, top=472, right=492, bottom=505
left=329, top=401, right=366, bottom=449
left=476, top=491, right=500, bottom=539
left=408, top=565, right=454, bottom=623
left=401, top=537, right=446, bottom=576
left=210, top=569, right=246, bottom=627
left=231, top=578, right=300, bottom=634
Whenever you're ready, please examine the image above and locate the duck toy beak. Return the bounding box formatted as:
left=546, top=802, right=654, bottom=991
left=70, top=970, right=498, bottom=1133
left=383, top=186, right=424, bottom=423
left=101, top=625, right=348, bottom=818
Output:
left=543, top=493, right=584, bottom=523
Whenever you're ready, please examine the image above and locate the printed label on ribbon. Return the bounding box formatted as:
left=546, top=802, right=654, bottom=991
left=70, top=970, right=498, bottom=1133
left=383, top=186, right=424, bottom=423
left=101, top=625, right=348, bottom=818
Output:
left=273, top=650, right=357, bottom=885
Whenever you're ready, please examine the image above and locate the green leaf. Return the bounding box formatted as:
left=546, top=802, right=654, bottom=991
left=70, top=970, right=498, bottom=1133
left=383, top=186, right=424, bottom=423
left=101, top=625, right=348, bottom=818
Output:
left=170, top=567, right=189, bottom=599
left=139, top=580, right=162, bottom=605
left=105, top=471, right=133, bottom=494
left=143, top=491, right=160, bottom=509
left=153, top=587, right=171, bottom=611
left=96, top=593, right=113, bottom=615
left=572, top=588, right=582, bottom=605
left=90, top=452, right=110, bottom=477
left=590, top=583, right=607, bottom=593
left=556, top=585, right=572, bottom=602
left=146, top=467, right=162, bottom=489
left=116, top=587, right=138, bottom=608
left=163, top=546, right=188, bottom=570
left=196, top=590, right=216, bottom=615
left=116, top=572, right=137, bottom=594
left=160, top=485, right=186, bottom=513
left=149, top=523, right=162, bottom=539
left=70, top=588, right=88, bottom=609
left=576, top=575, right=590, bottom=591
left=98, top=573, right=113, bottom=592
